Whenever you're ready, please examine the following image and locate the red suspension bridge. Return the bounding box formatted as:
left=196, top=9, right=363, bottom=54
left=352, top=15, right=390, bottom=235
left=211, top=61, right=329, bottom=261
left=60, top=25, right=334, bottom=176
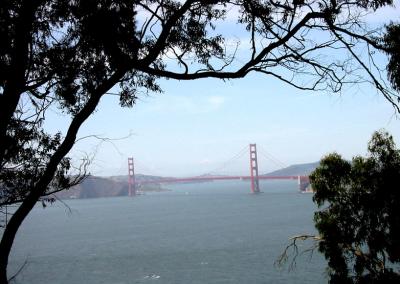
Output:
left=127, top=144, right=311, bottom=196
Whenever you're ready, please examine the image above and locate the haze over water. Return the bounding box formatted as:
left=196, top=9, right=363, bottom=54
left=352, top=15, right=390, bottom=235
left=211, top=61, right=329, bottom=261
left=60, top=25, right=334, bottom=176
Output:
left=9, top=180, right=326, bottom=283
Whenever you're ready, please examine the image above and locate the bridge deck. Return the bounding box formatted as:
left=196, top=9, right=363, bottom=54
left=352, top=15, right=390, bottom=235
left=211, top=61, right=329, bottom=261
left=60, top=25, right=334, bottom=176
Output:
left=139, top=175, right=308, bottom=184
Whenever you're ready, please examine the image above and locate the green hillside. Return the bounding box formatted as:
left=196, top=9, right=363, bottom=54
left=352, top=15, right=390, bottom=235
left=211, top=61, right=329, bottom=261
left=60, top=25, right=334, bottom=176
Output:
left=263, top=161, right=320, bottom=176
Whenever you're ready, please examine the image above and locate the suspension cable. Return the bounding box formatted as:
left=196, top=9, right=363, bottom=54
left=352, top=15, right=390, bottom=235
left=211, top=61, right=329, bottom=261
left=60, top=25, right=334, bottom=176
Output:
left=257, top=145, right=287, bottom=169
left=202, top=145, right=249, bottom=176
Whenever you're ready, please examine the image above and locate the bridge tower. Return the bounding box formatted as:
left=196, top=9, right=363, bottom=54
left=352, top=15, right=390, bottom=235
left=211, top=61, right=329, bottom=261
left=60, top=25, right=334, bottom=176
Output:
left=128, top=157, right=136, bottom=196
left=249, top=144, right=260, bottom=193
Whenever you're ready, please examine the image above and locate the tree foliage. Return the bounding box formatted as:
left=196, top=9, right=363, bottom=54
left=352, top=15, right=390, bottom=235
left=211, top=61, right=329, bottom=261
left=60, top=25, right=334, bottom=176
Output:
left=310, top=130, right=400, bottom=283
left=384, top=23, right=400, bottom=92
left=0, top=105, right=87, bottom=214
left=0, top=0, right=400, bottom=282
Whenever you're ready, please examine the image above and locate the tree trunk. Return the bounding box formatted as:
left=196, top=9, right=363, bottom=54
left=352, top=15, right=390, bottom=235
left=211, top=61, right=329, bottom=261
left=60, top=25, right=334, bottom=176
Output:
left=0, top=192, right=40, bottom=283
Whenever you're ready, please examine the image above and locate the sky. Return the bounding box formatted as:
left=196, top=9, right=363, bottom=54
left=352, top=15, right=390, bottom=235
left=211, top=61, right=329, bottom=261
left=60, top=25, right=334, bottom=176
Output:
left=46, top=2, right=400, bottom=177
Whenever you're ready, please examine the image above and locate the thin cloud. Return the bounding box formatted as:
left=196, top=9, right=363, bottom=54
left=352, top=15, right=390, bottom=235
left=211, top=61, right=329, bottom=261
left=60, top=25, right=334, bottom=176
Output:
left=141, top=95, right=227, bottom=114
left=207, top=96, right=226, bottom=109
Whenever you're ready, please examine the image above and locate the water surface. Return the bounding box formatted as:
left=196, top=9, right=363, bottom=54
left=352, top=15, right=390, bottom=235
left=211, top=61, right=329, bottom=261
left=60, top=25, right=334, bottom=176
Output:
left=9, top=180, right=327, bottom=283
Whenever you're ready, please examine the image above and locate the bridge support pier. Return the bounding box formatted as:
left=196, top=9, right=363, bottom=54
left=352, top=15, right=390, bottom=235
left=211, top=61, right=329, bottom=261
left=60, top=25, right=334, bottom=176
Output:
left=249, top=144, right=260, bottom=193
left=128, top=157, right=136, bottom=196
left=298, top=176, right=311, bottom=192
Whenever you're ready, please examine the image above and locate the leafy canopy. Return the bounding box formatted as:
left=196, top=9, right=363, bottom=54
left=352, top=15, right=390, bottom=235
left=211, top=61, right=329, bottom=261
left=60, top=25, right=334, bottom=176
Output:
left=384, top=23, right=400, bottom=92
left=311, top=130, right=400, bottom=283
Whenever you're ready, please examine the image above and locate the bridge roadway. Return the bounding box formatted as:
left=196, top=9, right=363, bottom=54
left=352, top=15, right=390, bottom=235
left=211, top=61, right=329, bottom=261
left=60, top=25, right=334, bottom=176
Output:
left=138, top=175, right=308, bottom=185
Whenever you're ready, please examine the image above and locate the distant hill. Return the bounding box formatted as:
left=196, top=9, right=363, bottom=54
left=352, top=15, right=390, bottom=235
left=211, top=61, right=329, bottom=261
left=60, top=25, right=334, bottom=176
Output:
left=263, top=161, right=320, bottom=176
left=55, top=176, right=127, bottom=199
left=55, top=174, right=167, bottom=200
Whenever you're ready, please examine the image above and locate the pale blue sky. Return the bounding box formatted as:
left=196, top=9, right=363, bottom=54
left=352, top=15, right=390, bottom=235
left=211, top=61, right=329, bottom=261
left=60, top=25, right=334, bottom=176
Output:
left=46, top=2, right=400, bottom=177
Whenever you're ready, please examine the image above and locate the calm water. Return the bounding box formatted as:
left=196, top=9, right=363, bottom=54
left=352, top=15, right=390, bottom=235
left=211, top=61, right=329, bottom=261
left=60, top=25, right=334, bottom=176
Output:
left=8, top=180, right=327, bottom=283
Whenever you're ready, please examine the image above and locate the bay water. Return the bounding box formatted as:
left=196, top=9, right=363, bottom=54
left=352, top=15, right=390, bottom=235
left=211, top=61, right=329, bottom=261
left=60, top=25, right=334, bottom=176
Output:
left=8, top=180, right=327, bottom=283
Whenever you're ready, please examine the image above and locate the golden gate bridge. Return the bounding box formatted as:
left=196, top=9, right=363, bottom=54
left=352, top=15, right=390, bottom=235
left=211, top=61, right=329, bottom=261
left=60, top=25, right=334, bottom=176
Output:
left=127, top=144, right=310, bottom=196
